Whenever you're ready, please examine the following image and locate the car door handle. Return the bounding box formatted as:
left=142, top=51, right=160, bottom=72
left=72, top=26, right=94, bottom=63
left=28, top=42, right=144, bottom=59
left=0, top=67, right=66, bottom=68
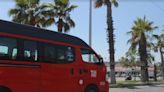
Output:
left=79, top=68, right=88, bottom=75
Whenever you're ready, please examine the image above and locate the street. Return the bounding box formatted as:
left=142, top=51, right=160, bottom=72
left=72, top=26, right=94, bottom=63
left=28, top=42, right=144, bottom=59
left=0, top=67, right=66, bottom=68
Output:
left=110, top=84, right=164, bottom=92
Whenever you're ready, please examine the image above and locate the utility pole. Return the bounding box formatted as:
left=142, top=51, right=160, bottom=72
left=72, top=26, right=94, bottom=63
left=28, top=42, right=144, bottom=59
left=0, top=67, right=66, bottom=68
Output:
left=89, top=0, right=92, bottom=47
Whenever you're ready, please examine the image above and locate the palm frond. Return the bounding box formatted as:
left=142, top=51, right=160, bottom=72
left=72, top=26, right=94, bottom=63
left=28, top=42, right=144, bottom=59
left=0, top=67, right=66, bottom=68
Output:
left=64, top=23, right=70, bottom=33
left=95, top=0, right=103, bottom=8
left=111, top=0, right=118, bottom=7
left=65, top=5, right=77, bottom=12
left=67, top=17, right=75, bottom=27
left=152, top=34, right=160, bottom=40
left=130, top=41, right=138, bottom=51
left=160, top=33, right=164, bottom=38
left=126, top=31, right=133, bottom=35
left=42, top=18, right=55, bottom=27
left=8, top=9, right=20, bottom=16
left=147, top=53, right=155, bottom=63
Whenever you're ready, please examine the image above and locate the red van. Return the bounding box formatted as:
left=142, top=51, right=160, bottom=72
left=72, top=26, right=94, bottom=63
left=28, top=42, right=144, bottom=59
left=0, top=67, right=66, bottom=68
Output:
left=0, top=20, right=109, bottom=92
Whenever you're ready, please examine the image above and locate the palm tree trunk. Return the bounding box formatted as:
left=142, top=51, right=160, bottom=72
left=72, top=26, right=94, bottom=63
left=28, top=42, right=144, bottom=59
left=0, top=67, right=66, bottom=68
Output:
left=154, top=64, right=157, bottom=81
left=160, top=47, right=164, bottom=79
left=139, top=33, right=149, bottom=82
left=30, top=16, right=37, bottom=26
left=58, top=18, right=63, bottom=33
left=106, top=1, right=116, bottom=84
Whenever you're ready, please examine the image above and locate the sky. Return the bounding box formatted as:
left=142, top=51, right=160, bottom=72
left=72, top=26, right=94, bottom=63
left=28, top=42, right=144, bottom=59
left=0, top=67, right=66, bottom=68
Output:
left=0, top=0, right=163, bottom=62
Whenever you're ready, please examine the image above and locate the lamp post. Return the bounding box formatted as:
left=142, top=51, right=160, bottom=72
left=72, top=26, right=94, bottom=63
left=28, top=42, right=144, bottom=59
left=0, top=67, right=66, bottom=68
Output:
left=89, top=0, right=92, bottom=47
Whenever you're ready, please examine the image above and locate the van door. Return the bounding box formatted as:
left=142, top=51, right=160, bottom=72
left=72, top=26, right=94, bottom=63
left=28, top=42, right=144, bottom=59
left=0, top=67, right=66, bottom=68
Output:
left=40, top=44, right=78, bottom=92
left=0, top=37, right=40, bottom=92
left=79, top=48, right=102, bottom=87
left=41, top=63, right=78, bottom=92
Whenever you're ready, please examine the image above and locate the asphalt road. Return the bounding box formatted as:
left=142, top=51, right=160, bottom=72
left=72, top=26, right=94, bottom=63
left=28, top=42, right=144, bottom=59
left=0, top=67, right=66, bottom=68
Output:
left=110, top=84, right=164, bottom=92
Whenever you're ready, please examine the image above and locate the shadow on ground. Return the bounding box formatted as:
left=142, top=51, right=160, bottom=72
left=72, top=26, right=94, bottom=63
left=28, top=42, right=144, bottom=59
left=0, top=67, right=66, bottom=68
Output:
left=123, top=86, right=140, bottom=89
left=147, top=84, right=164, bottom=88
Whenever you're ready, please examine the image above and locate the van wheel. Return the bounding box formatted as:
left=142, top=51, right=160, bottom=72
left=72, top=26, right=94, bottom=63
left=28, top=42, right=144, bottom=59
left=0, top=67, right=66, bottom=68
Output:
left=84, top=85, right=99, bottom=92
left=0, top=86, right=12, bottom=92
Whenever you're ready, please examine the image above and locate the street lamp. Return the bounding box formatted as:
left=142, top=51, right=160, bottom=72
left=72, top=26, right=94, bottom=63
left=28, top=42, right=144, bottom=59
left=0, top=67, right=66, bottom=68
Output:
left=89, top=0, right=92, bottom=47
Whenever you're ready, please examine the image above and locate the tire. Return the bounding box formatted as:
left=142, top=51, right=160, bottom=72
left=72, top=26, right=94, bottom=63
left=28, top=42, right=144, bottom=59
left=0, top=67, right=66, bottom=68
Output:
left=85, top=85, right=99, bottom=92
left=0, top=87, right=12, bottom=92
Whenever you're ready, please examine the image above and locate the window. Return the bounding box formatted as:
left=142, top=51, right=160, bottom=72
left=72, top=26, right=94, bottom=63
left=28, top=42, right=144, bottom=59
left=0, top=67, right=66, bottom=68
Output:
left=57, top=48, right=65, bottom=61
left=0, top=37, right=18, bottom=60
left=44, top=45, right=56, bottom=63
left=66, top=47, right=75, bottom=61
left=23, top=40, right=38, bottom=61
left=81, top=49, right=99, bottom=64
left=43, top=44, right=75, bottom=63
left=0, top=46, right=8, bottom=54
left=56, top=46, right=75, bottom=62
left=12, top=48, right=18, bottom=60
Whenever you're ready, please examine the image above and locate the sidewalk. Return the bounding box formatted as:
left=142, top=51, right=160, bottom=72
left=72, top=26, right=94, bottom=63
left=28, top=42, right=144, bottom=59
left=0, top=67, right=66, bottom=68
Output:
left=110, top=81, right=164, bottom=88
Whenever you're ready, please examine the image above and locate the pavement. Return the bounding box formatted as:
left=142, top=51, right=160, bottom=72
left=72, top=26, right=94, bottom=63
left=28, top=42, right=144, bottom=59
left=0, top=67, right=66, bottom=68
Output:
left=108, top=77, right=164, bottom=92
left=110, top=81, right=164, bottom=88
left=108, top=76, right=164, bottom=88
left=110, top=84, right=164, bottom=92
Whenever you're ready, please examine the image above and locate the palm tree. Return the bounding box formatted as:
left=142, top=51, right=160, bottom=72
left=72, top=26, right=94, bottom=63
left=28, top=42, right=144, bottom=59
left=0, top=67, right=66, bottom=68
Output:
left=127, top=16, right=157, bottom=82
left=119, top=56, right=138, bottom=68
left=152, top=33, right=164, bottom=79
left=126, top=48, right=139, bottom=66
left=46, top=0, right=77, bottom=33
left=95, top=0, right=118, bottom=84
left=9, top=0, right=55, bottom=27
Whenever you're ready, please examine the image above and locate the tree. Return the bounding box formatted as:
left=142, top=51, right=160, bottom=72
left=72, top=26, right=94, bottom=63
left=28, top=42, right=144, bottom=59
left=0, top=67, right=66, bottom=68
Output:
left=119, top=49, right=139, bottom=68
left=119, top=55, right=139, bottom=81
left=47, top=0, right=77, bottom=33
left=125, top=49, right=139, bottom=67
left=154, top=64, right=157, bottom=81
left=9, top=0, right=55, bottom=28
left=152, top=32, right=164, bottom=79
left=127, top=16, right=157, bottom=82
left=95, top=0, right=118, bottom=84
left=119, top=57, right=137, bottom=68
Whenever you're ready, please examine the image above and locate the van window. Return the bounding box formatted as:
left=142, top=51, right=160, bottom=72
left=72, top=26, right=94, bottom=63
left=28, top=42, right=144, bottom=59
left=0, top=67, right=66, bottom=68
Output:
left=81, top=49, right=99, bottom=64
left=0, top=37, right=18, bottom=60
left=56, top=46, right=75, bottom=62
left=23, top=40, right=38, bottom=61
left=44, top=45, right=56, bottom=63
left=43, top=44, right=75, bottom=63
left=0, top=45, right=8, bottom=54
left=12, top=48, right=18, bottom=60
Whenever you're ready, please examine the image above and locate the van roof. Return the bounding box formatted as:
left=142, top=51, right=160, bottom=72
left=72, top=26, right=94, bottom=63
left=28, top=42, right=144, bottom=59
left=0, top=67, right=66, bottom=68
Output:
left=0, top=20, right=90, bottom=48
